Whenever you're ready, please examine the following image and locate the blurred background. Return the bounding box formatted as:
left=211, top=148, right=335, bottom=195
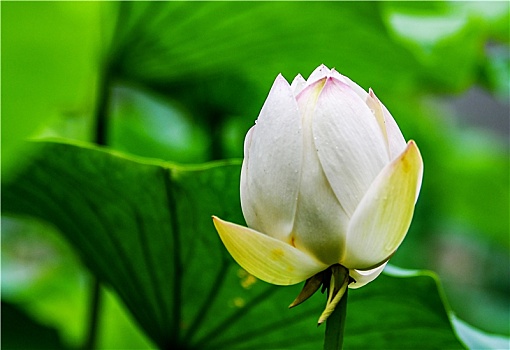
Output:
left=2, top=2, right=509, bottom=348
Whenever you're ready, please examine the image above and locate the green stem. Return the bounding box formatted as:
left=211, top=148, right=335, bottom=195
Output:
left=324, top=288, right=348, bottom=350
left=82, top=53, right=112, bottom=350
left=82, top=279, right=102, bottom=350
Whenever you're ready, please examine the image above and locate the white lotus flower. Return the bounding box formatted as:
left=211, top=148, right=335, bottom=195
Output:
left=213, top=64, right=423, bottom=323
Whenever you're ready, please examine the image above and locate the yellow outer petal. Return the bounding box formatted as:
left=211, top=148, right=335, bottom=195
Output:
left=213, top=216, right=328, bottom=286
left=342, top=140, right=423, bottom=270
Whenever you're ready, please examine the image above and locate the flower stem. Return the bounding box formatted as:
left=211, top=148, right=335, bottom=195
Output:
left=323, top=287, right=348, bottom=350
left=82, top=53, right=111, bottom=349
left=82, top=279, right=102, bottom=350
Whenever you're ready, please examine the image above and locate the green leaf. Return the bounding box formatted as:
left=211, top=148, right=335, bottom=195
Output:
left=452, top=315, right=510, bottom=350
left=111, top=2, right=415, bottom=88
left=343, top=266, right=459, bottom=349
left=2, top=141, right=465, bottom=349
left=106, top=2, right=502, bottom=116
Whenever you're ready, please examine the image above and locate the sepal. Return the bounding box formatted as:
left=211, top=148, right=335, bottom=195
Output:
left=318, top=265, right=350, bottom=325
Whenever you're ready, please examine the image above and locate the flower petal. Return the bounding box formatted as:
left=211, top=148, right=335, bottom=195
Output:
left=365, top=90, right=389, bottom=154
left=368, top=89, right=407, bottom=160
left=312, top=77, right=389, bottom=217
left=342, top=141, right=423, bottom=269
left=290, top=74, right=306, bottom=95
left=306, top=64, right=331, bottom=85
left=366, top=90, right=421, bottom=202
left=292, top=78, right=350, bottom=265
left=213, top=216, right=328, bottom=285
left=330, top=68, right=368, bottom=101
left=240, top=74, right=302, bottom=242
left=348, top=262, right=387, bottom=289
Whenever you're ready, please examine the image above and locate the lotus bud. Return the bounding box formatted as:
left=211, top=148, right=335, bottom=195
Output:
left=213, top=64, right=423, bottom=323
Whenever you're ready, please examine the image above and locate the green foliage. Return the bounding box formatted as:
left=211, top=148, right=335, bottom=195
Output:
left=3, top=141, right=464, bottom=349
